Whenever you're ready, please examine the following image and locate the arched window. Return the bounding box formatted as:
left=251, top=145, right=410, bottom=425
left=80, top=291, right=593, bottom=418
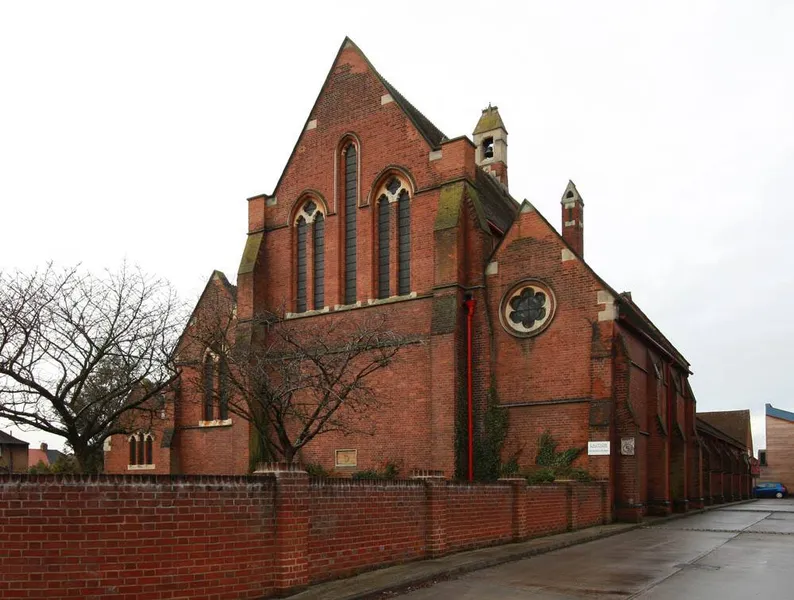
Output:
left=398, top=189, right=411, bottom=295
left=129, top=435, right=137, bottom=466
left=294, top=199, right=325, bottom=313
left=376, top=176, right=411, bottom=298
left=218, top=357, right=229, bottom=421
left=296, top=216, right=308, bottom=313
left=377, top=196, right=390, bottom=299
left=313, top=213, right=325, bottom=309
left=144, top=434, right=153, bottom=465
left=137, top=432, right=144, bottom=465
left=343, top=144, right=358, bottom=304
left=203, top=352, right=215, bottom=421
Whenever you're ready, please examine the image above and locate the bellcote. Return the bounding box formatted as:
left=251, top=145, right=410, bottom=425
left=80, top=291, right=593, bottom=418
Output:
left=473, top=105, right=508, bottom=189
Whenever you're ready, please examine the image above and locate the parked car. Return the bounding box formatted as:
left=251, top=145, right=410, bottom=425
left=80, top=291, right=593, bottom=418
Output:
left=753, top=482, right=788, bottom=498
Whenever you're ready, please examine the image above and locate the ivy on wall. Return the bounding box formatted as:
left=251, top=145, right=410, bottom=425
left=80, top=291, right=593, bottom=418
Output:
left=455, top=387, right=509, bottom=481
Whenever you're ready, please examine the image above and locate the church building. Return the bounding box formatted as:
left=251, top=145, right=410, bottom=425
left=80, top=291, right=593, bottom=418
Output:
left=104, top=39, right=751, bottom=520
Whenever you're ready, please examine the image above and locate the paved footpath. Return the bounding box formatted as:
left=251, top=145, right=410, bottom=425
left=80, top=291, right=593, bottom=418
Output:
left=398, top=499, right=794, bottom=599
left=287, top=499, right=789, bottom=600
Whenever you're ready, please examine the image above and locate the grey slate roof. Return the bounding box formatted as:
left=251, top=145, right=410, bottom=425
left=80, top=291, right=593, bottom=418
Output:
left=474, top=168, right=520, bottom=232
left=0, top=431, right=29, bottom=446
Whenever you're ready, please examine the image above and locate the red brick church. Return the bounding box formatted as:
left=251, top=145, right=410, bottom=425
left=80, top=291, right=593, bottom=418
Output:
left=104, top=39, right=752, bottom=520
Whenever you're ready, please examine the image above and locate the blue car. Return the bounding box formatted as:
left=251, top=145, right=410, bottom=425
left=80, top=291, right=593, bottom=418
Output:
left=753, top=482, right=788, bottom=498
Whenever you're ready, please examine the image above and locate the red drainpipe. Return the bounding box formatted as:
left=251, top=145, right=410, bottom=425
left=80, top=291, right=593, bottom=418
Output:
left=464, top=297, right=476, bottom=482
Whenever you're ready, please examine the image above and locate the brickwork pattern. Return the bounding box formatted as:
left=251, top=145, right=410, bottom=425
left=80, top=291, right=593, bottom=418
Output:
left=0, top=474, right=611, bottom=598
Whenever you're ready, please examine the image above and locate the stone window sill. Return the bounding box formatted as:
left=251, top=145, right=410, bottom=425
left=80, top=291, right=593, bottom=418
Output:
left=198, top=419, right=233, bottom=428
left=128, top=464, right=156, bottom=471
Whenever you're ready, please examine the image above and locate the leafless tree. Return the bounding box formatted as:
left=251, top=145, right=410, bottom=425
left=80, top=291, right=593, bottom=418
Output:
left=0, top=263, right=184, bottom=472
left=184, top=300, right=415, bottom=466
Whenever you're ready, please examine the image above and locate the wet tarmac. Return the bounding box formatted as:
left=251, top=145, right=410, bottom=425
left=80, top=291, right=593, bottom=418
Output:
left=398, top=499, right=794, bottom=599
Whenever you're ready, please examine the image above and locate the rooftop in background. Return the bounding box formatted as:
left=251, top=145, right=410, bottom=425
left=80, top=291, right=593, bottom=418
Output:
left=766, top=403, right=794, bottom=423
left=698, top=410, right=752, bottom=450
left=0, top=431, right=29, bottom=446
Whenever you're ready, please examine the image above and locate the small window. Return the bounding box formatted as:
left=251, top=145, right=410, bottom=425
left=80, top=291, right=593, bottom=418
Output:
left=759, top=450, right=767, bottom=466
left=566, top=190, right=575, bottom=199
left=483, top=137, right=494, bottom=159
left=129, top=435, right=137, bottom=466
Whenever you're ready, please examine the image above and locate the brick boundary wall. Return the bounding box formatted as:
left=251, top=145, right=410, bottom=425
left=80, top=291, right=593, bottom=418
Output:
left=0, top=473, right=610, bottom=598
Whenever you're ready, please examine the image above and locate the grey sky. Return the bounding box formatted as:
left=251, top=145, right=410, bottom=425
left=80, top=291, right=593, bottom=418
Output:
left=2, top=1, right=792, bottom=452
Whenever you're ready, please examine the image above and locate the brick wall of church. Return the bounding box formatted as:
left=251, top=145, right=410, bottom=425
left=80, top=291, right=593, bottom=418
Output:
left=485, top=205, right=613, bottom=476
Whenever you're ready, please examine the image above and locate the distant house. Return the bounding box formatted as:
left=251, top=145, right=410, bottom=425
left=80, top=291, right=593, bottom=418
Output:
left=28, top=442, right=67, bottom=470
left=759, top=403, right=794, bottom=490
left=0, top=431, right=29, bottom=473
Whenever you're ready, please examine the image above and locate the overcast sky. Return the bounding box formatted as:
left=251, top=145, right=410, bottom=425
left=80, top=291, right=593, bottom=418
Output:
left=2, top=1, right=792, bottom=452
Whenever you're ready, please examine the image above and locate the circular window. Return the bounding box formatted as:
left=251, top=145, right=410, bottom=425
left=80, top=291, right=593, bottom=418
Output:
left=499, top=280, right=556, bottom=337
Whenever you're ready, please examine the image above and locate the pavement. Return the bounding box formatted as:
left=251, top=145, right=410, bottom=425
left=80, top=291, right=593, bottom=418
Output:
left=398, top=498, right=794, bottom=599
left=285, top=498, right=784, bottom=600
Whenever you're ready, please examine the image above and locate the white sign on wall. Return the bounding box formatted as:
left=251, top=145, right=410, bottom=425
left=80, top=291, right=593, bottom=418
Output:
left=588, top=441, right=610, bottom=456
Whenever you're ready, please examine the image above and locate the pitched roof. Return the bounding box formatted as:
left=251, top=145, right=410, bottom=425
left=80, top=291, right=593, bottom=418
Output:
left=376, top=72, right=447, bottom=149
left=474, top=167, right=520, bottom=232
left=696, top=417, right=745, bottom=449
left=473, top=106, right=507, bottom=135
left=0, top=431, right=28, bottom=446
left=766, top=403, right=794, bottom=423
left=492, top=186, right=691, bottom=370
left=28, top=449, right=49, bottom=466
left=617, top=293, right=690, bottom=368
left=173, top=270, right=237, bottom=361
left=698, top=410, right=751, bottom=448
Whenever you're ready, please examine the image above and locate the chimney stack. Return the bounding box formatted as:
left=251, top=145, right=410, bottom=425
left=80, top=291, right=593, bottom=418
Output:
left=561, top=180, right=584, bottom=257
left=40, top=442, right=48, bottom=452
left=473, top=105, right=508, bottom=189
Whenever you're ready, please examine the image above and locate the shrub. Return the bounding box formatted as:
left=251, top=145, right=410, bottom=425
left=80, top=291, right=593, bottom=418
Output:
left=525, top=467, right=556, bottom=484
left=352, top=461, right=400, bottom=480
left=304, top=463, right=332, bottom=478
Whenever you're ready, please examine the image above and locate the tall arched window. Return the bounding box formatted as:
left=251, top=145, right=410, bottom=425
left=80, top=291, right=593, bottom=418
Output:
left=294, top=199, right=326, bottom=313
left=129, top=435, right=137, bottom=466
left=377, top=196, right=390, bottom=299
left=137, top=432, right=145, bottom=465
left=203, top=352, right=215, bottom=421
left=296, top=216, right=308, bottom=313
left=218, top=357, right=229, bottom=421
left=398, top=189, right=411, bottom=295
left=344, top=144, right=358, bottom=304
left=313, top=213, right=325, bottom=309
left=376, top=176, right=411, bottom=298
left=144, top=434, right=153, bottom=465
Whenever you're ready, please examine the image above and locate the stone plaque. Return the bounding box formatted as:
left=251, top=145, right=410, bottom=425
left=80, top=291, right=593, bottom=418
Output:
left=588, top=441, right=610, bottom=456
left=335, top=449, right=357, bottom=467
left=621, top=437, right=636, bottom=456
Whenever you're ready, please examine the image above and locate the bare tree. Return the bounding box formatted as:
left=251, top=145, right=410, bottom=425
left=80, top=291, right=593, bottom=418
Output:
left=184, top=300, right=415, bottom=466
left=0, top=263, right=183, bottom=472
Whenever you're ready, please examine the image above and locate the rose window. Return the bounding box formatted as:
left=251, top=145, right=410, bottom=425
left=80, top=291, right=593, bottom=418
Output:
left=500, top=281, right=555, bottom=337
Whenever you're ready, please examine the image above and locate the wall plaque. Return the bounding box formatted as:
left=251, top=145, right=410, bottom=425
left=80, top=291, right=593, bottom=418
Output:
left=335, top=449, right=357, bottom=467
left=621, top=437, right=636, bottom=456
